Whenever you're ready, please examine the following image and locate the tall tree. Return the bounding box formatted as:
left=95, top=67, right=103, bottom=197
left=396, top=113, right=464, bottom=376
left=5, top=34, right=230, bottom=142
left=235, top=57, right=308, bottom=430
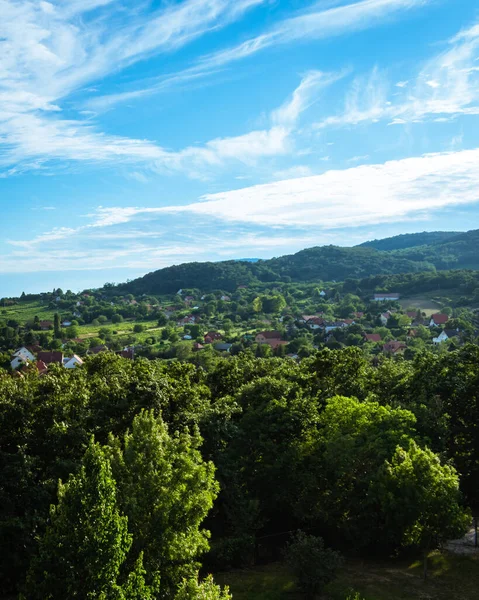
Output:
left=24, top=438, right=156, bottom=599
left=377, top=440, right=470, bottom=578
left=53, top=312, right=61, bottom=339
left=106, top=410, right=219, bottom=595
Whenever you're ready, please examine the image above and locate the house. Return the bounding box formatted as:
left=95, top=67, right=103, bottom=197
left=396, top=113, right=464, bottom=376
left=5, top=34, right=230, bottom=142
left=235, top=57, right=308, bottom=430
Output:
left=298, top=315, right=317, bottom=324
left=62, top=320, right=72, bottom=327
left=183, top=335, right=193, bottom=340
left=255, top=331, right=282, bottom=344
left=215, top=343, right=233, bottom=352
left=177, top=289, right=183, bottom=295
left=265, top=339, right=289, bottom=350
left=433, top=329, right=460, bottom=344
left=407, top=329, right=418, bottom=339
left=184, top=296, right=195, bottom=302
left=406, top=311, right=418, bottom=319
left=64, top=355, right=84, bottom=369
left=354, top=312, right=365, bottom=319
left=220, top=295, right=231, bottom=302
left=117, top=347, right=135, bottom=360
left=324, top=321, right=349, bottom=333
left=429, top=313, right=449, bottom=327
left=88, top=345, right=108, bottom=355
left=433, top=331, right=449, bottom=345
left=73, top=310, right=82, bottom=318
left=364, top=333, right=381, bottom=343
left=26, top=345, right=42, bottom=354
left=11, top=347, right=36, bottom=370
left=204, top=331, right=222, bottom=343
left=319, top=290, right=326, bottom=297
left=373, top=293, right=400, bottom=301
left=193, top=342, right=204, bottom=351
left=177, top=315, right=196, bottom=326
left=39, top=320, right=53, bottom=330
left=13, top=347, right=35, bottom=363
left=379, top=312, right=391, bottom=326
left=382, top=341, right=407, bottom=355
left=305, top=316, right=325, bottom=330
left=37, top=351, right=64, bottom=365
left=36, top=360, right=48, bottom=375
left=11, top=356, right=29, bottom=370
left=444, top=329, right=460, bottom=339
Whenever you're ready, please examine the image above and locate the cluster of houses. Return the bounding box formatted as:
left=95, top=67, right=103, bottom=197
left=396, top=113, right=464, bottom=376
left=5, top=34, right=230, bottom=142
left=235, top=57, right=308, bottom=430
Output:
left=193, top=331, right=232, bottom=353
left=10, top=344, right=137, bottom=375
left=10, top=346, right=84, bottom=374
left=298, top=314, right=359, bottom=332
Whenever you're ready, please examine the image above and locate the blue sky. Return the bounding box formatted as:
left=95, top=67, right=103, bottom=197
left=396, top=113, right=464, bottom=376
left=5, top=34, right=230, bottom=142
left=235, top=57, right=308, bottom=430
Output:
left=1, top=0, right=479, bottom=296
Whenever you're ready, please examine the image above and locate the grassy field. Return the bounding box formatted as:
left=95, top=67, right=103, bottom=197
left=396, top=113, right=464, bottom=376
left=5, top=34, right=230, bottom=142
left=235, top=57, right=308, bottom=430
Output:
left=0, top=300, right=54, bottom=322
left=214, top=551, right=479, bottom=600
left=398, top=295, right=444, bottom=316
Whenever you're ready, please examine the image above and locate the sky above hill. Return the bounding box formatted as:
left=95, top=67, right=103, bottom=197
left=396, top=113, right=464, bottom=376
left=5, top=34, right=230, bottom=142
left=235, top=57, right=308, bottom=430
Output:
left=1, top=0, right=479, bottom=295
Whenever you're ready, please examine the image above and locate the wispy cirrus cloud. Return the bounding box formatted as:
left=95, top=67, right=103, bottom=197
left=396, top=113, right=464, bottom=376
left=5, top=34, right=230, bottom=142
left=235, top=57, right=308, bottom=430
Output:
left=315, top=19, right=479, bottom=129
left=87, top=0, right=433, bottom=111
left=0, top=0, right=268, bottom=174
left=1, top=69, right=336, bottom=177
left=0, top=0, right=435, bottom=177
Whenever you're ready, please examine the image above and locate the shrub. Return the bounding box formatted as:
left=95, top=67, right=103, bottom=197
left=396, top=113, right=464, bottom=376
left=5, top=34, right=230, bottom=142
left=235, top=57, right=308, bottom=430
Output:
left=284, top=531, right=343, bottom=599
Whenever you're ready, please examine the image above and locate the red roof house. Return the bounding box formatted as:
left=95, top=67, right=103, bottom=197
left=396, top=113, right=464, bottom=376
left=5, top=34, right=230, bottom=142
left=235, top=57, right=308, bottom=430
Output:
left=37, top=351, right=64, bottom=365
left=364, top=333, right=381, bottom=343
left=255, top=331, right=282, bottom=344
left=382, top=341, right=407, bottom=355
left=430, top=313, right=449, bottom=326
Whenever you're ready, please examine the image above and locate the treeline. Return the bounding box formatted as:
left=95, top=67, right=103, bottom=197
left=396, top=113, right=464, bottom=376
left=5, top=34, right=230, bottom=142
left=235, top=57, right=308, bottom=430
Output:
left=342, top=269, right=479, bottom=297
left=1, top=346, right=478, bottom=597
left=118, top=230, right=479, bottom=294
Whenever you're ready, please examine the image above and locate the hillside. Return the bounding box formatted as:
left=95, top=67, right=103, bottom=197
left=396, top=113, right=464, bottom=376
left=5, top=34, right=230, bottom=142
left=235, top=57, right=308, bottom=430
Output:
left=357, top=231, right=459, bottom=251
left=120, top=229, right=478, bottom=295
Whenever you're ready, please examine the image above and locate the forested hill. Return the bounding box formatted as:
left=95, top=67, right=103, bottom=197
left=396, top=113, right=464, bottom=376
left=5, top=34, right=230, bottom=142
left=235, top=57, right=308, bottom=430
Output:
left=120, top=228, right=477, bottom=295
left=357, top=231, right=459, bottom=251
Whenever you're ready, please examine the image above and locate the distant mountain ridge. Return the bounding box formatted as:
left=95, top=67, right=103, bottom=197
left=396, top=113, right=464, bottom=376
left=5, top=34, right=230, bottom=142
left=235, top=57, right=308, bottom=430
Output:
left=357, top=231, right=459, bottom=251
left=119, top=229, right=476, bottom=295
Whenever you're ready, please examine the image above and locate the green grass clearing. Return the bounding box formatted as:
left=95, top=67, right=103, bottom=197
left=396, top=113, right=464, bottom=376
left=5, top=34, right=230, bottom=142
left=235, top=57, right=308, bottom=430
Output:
left=215, top=551, right=479, bottom=600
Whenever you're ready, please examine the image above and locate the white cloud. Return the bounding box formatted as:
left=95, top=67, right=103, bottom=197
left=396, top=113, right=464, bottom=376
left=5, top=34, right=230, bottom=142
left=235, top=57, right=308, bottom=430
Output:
left=0, top=0, right=268, bottom=173
left=1, top=70, right=338, bottom=176
left=87, top=0, right=433, bottom=111
left=347, top=154, right=370, bottom=163
left=156, top=148, right=479, bottom=227
left=315, top=18, right=479, bottom=128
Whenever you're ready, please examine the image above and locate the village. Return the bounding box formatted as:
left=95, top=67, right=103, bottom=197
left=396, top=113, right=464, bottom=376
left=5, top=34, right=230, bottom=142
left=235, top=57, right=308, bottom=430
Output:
left=2, top=282, right=478, bottom=374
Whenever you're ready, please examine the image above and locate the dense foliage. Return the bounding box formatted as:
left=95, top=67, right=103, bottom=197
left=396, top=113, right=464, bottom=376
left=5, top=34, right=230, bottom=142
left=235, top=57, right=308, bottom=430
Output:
left=1, top=344, right=476, bottom=597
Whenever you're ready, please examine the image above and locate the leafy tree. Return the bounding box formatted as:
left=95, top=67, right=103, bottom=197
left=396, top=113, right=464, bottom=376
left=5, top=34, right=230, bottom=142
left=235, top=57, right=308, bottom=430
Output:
left=24, top=438, right=157, bottom=599
left=284, top=531, right=343, bottom=599
left=133, top=324, right=144, bottom=333
left=64, top=325, right=80, bottom=339
left=174, top=575, right=232, bottom=600
left=112, top=314, right=124, bottom=324
left=106, top=410, right=219, bottom=594
left=298, top=395, right=416, bottom=550
left=377, top=440, right=470, bottom=577
left=157, top=313, right=168, bottom=327
left=251, top=296, right=262, bottom=313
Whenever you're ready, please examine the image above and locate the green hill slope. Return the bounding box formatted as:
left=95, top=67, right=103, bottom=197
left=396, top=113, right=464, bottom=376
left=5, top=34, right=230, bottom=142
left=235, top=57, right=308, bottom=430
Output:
left=357, top=231, right=459, bottom=251
left=119, top=229, right=478, bottom=294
